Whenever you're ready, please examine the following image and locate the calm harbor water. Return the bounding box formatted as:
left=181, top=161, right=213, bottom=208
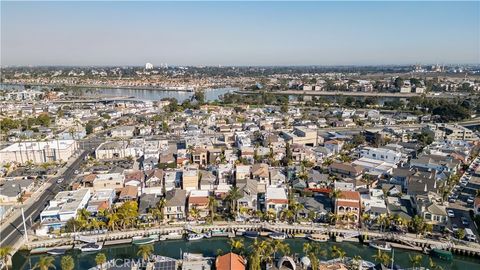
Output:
left=0, top=84, right=236, bottom=103
left=12, top=238, right=480, bottom=270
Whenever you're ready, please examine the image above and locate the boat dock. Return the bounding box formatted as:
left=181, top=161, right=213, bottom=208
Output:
left=22, top=223, right=480, bottom=258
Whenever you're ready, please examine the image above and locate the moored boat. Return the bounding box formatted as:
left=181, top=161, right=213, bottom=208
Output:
left=269, top=232, right=287, bottom=240
left=369, top=240, right=392, bottom=251
left=307, top=234, right=329, bottom=242
left=243, top=231, right=260, bottom=239
left=79, top=242, right=103, bottom=252
left=47, top=248, right=68, bottom=255
left=187, top=233, right=205, bottom=241
left=430, top=248, right=453, bottom=261
left=132, top=235, right=158, bottom=245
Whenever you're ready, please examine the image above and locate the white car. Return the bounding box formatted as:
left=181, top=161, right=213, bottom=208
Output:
left=447, top=210, right=455, bottom=218
left=452, top=224, right=459, bottom=232
left=56, top=178, right=64, bottom=183
left=467, top=196, right=474, bottom=204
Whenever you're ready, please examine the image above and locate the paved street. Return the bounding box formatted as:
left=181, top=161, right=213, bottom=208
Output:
left=0, top=137, right=104, bottom=248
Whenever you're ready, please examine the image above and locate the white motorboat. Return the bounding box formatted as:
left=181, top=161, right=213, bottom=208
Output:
left=79, top=242, right=103, bottom=252
left=307, top=234, right=329, bottom=242
left=269, top=232, right=287, bottom=240
left=187, top=233, right=205, bottom=241
left=369, top=240, right=392, bottom=251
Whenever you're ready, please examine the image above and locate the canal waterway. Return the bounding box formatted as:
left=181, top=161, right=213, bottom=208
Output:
left=11, top=238, right=480, bottom=270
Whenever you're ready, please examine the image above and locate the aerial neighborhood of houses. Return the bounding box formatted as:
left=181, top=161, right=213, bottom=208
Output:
left=1, top=65, right=480, bottom=270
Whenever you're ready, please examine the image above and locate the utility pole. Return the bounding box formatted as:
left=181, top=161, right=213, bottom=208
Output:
left=21, top=207, right=29, bottom=243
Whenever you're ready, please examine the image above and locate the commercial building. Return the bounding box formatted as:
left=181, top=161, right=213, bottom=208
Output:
left=0, top=140, right=77, bottom=165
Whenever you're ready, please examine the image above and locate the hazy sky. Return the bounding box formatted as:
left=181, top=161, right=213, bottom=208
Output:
left=1, top=1, right=479, bottom=66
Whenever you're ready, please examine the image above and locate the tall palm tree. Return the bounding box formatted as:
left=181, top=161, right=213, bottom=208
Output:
left=95, top=253, right=107, bottom=270
left=106, top=212, right=119, bottom=231
left=409, top=254, right=423, bottom=269
left=372, top=250, right=391, bottom=266
left=330, top=245, right=346, bottom=259
left=137, top=244, right=154, bottom=261
left=33, top=256, right=56, bottom=270
left=189, top=206, right=200, bottom=221
left=207, top=196, right=218, bottom=223
left=226, top=186, right=242, bottom=216
left=60, top=256, right=74, bottom=270
left=229, top=238, right=245, bottom=255
left=0, top=246, right=12, bottom=268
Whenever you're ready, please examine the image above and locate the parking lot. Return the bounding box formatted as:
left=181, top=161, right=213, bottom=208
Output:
left=446, top=156, right=479, bottom=240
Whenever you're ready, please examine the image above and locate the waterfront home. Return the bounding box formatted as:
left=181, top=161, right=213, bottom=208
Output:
left=138, top=193, right=162, bottom=220
left=297, top=194, right=332, bottom=221
left=164, top=189, right=187, bottom=221
left=415, top=192, right=448, bottom=231
left=39, top=188, right=91, bottom=234
left=216, top=253, right=245, bottom=270
left=386, top=195, right=415, bottom=222
left=410, top=154, right=460, bottom=174
left=86, top=189, right=116, bottom=214
left=188, top=190, right=210, bottom=219
left=236, top=179, right=258, bottom=214
left=334, top=190, right=361, bottom=226
left=265, top=187, right=288, bottom=217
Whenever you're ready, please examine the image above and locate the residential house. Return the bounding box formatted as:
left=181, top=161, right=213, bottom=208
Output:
left=164, top=189, right=187, bottom=221
left=335, top=191, right=361, bottom=226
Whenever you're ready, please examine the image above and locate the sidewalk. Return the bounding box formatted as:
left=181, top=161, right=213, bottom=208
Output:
left=0, top=150, right=84, bottom=230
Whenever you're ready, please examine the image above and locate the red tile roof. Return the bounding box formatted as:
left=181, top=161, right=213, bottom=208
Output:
left=216, top=253, right=245, bottom=270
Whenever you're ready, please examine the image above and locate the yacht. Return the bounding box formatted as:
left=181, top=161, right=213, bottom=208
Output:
left=132, top=235, right=158, bottom=245
left=307, top=234, right=329, bottom=242
left=243, top=231, right=260, bottom=239
left=269, top=232, right=287, bottom=240
left=79, top=242, right=103, bottom=252
left=369, top=240, right=392, bottom=251
left=187, top=233, right=205, bottom=241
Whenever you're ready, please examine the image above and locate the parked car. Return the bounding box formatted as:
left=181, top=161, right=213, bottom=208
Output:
left=461, top=217, right=469, bottom=226
left=56, top=178, right=64, bottom=183
left=447, top=210, right=455, bottom=218
left=467, top=196, right=474, bottom=204
left=452, top=223, right=459, bottom=232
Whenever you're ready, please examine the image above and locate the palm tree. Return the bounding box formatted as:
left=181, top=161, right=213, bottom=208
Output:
left=33, top=256, right=56, bottom=270
left=372, top=250, right=391, bottom=266
left=95, top=253, right=107, bottom=270
left=106, top=211, right=119, bottom=231
left=0, top=246, right=12, bottom=268
left=207, top=196, right=218, bottom=223
left=330, top=245, right=346, bottom=259
left=409, top=254, right=423, bottom=269
left=60, top=256, right=74, bottom=270
left=226, top=187, right=242, bottom=216
left=229, top=238, right=244, bottom=255
left=137, top=244, right=154, bottom=261
left=303, top=242, right=326, bottom=270
left=189, top=206, right=200, bottom=221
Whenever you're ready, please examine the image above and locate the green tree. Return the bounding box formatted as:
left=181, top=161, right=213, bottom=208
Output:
left=372, top=249, right=391, bottom=266
left=207, top=196, right=218, bottom=223
left=409, top=254, right=423, bottom=268
left=95, top=253, right=107, bottom=270
left=33, top=256, right=56, bottom=270
left=330, top=245, right=346, bottom=259
left=0, top=246, right=12, bottom=268
left=229, top=238, right=245, bottom=255
left=60, top=256, right=75, bottom=270
left=226, top=187, right=242, bottom=216
left=137, top=244, right=154, bottom=261
left=456, top=228, right=466, bottom=240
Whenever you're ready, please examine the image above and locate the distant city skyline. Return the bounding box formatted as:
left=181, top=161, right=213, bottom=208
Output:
left=1, top=1, right=479, bottom=66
